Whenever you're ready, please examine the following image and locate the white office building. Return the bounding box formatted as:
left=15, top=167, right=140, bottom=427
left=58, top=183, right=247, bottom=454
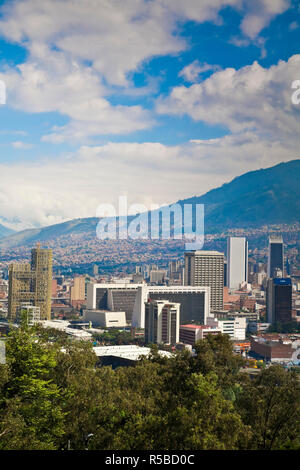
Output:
left=227, top=237, right=248, bottom=290
left=87, top=283, right=210, bottom=329
left=145, top=300, right=180, bottom=345
left=207, top=316, right=246, bottom=340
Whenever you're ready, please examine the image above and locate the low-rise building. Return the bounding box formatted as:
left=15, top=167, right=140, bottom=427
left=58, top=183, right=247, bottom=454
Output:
left=207, top=316, right=247, bottom=340
left=83, top=309, right=127, bottom=328
left=179, top=324, right=221, bottom=346
left=250, top=335, right=293, bottom=362
left=93, top=345, right=172, bottom=368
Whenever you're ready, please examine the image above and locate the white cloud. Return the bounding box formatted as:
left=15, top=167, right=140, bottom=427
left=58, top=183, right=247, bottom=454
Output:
left=0, top=0, right=291, bottom=142
left=157, top=55, right=300, bottom=139
left=179, top=61, right=221, bottom=83
left=240, top=0, right=290, bottom=39
left=12, top=141, right=33, bottom=149
left=0, top=0, right=187, bottom=87
left=0, top=44, right=154, bottom=142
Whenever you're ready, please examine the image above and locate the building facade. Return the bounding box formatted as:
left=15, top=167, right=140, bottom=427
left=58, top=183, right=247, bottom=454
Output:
left=87, top=283, right=210, bottom=328
left=179, top=324, right=222, bottom=346
left=8, top=246, right=52, bottom=321
left=266, top=278, right=292, bottom=324
left=184, top=250, right=224, bottom=311
left=71, top=276, right=86, bottom=301
left=145, top=300, right=180, bottom=345
left=267, top=235, right=284, bottom=278
left=227, top=237, right=248, bottom=290
left=207, top=316, right=247, bottom=340
left=83, top=309, right=127, bottom=328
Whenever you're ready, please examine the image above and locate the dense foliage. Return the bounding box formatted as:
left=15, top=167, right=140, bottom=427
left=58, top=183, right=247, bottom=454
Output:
left=0, top=320, right=299, bottom=450
left=92, top=328, right=144, bottom=346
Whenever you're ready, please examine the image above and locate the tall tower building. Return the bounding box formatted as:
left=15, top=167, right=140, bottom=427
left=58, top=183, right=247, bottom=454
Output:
left=8, top=263, right=33, bottom=320
left=93, top=265, right=98, bottom=276
left=70, top=276, right=85, bottom=301
left=8, top=246, right=52, bottom=321
left=184, top=251, right=224, bottom=311
left=145, top=299, right=180, bottom=345
left=266, top=278, right=292, bottom=324
left=268, top=235, right=284, bottom=278
left=31, top=246, right=52, bottom=320
left=227, top=237, right=248, bottom=289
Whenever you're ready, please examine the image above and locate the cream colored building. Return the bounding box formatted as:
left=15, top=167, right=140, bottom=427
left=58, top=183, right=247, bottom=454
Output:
left=71, top=276, right=85, bottom=301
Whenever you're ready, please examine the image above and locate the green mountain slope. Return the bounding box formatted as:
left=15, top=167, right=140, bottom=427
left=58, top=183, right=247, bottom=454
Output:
left=179, top=159, right=300, bottom=231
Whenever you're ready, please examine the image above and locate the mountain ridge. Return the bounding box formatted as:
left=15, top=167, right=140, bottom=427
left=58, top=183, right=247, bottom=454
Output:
left=0, top=223, right=15, bottom=239
left=0, top=158, right=300, bottom=249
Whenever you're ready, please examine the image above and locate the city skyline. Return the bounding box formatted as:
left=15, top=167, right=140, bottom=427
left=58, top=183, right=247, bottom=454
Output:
left=0, top=0, right=299, bottom=230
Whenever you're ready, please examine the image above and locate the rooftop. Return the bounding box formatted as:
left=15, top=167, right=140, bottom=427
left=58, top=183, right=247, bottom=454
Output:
left=93, top=345, right=172, bottom=361
left=180, top=324, right=211, bottom=330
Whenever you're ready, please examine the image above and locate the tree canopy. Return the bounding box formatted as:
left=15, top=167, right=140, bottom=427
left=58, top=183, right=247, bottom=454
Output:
left=0, top=321, right=299, bottom=450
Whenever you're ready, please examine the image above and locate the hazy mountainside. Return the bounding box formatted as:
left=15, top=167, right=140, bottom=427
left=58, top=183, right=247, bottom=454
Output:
left=0, top=218, right=100, bottom=248
left=0, top=159, right=300, bottom=249
left=179, top=159, right=300, bottom=231
left=0, top=223, right=15, bottom=239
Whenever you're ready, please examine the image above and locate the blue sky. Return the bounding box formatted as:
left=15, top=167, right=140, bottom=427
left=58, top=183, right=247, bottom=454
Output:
left=0, top=0, right=300, bottom=229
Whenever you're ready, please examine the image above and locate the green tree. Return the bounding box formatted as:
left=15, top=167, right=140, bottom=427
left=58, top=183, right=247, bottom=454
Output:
left=191, top=333, right=245, bottom=406
left=0, top=315, right=65, bottom=449
left=236, top=365, right=300, bottom=449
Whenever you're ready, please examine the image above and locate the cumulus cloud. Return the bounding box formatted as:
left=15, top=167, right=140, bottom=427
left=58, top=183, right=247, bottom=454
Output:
left=0, top=44, right=154, bottom=142
left=0, top=0, right=291, bottom=142
left=240, top=0, right=290, bottom=39
left=157, top=55, right=300, bottom=139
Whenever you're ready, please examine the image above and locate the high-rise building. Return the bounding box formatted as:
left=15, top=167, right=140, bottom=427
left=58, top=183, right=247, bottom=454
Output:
left=268, top=235, right=284, bottom=278
left=266, top=278, right=292, bottom=324
left=31, top=246, right=52, bottom=320
left=135, top=266, right=143, bottom=274
left=70, top=276, right=85, bottom=301
left=224, top=260, right=227, bottom=287
left=184, top=251, right=224, bottom=311
left=8, top=263, right=33, bottom=319
left=93, top=265, right=98, bottom=276
left=150, top=269, right=167, bottom=284
left=8, top=246, right=52, bottom=321
left=227, top=237, right=248, bottom=289
left=145, top=299, right=180, bottom=345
